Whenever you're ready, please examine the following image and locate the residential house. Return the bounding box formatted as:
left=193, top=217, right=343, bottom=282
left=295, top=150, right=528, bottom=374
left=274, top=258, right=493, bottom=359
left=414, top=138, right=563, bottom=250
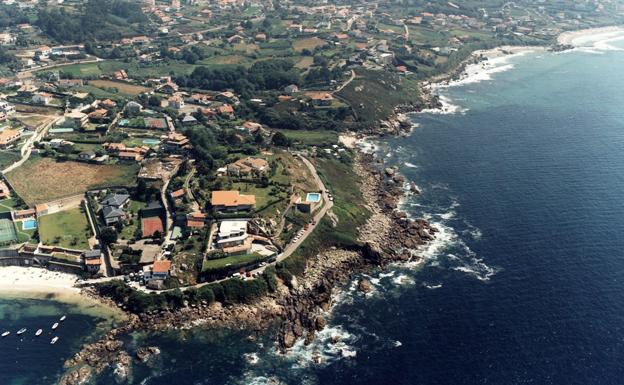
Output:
left=65, top=111, right=89, bottom=129
left=118, top=151, right=144, bottom=162
left=13, top=209, right=36, bottom=220
left=156, top=82, right=179, bottom=94
left=35, top=203, right=49, bottom=216
left=100, top=99, right=117, bottom=109
left=78, top=151, right=96, bottom=160
left=181, top=114, right=197, bottom=126
left=32, top=92, right=52, bottom=105
left=168, top=95, right=184, bottom=109
left=186, top=212, right=206, bottom=229
left=88, top=109, right=109, bottom=123
left=150, top=260, right=171, bottom=280
left=217, top=104, right=234, bottom=117
left=161, top=132, right=191, bottom=154
left=284, top=84, right=299, bottom=94
left=226, top=157, right=269, bottom=177
left=0, top=100, right=15, bottom=115
left=100, top=193, right=130, bottom=226
left=0, top=129, right=21, bottom=149
left=83, top=249, right=102, bottom=273
left=310, top=92, right=334, bottom=106
left=216, top=220, right=252, bottom=254
left=242, top=121, right=263, bottom=134
left=214, top=91, right=239, bottom=105
left=211, top=190, right=256, bottom=212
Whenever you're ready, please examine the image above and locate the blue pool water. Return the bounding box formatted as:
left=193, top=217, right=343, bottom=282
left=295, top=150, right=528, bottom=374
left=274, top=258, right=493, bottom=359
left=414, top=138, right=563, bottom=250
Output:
left=306, top=193, right=321, bottom=202
left=22, top=219, right=37, bottom=230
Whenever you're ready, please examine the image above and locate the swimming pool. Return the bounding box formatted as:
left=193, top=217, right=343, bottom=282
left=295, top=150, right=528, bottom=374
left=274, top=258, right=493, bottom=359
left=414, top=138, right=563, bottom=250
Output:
left=143, top=139, right=161, bottom=145
left=22, top=219, right=37, bottom=230
left=306, top=193, right=322, bottom=203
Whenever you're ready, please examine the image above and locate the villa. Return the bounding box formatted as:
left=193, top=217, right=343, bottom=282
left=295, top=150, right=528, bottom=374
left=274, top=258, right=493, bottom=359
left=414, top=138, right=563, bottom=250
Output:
left=211, top=190, right=256, bottom=213
left=296, top=192, right=323, bottom=213
left=216, top=219, right=252, bottom=254
left=226, top=157, right=269, bottom=177
left=0, top=129, right=21, bottom=149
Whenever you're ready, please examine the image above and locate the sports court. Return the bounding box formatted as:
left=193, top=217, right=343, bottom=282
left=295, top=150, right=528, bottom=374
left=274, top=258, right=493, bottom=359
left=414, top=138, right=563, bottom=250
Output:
left=0, top=218, right=18, bottom=243
left=142, top=217, right=164, bottom=238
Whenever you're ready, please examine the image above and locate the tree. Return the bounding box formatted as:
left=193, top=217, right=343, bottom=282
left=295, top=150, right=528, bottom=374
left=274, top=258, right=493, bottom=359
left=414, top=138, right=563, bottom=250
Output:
left=271, top=132, right=290, bottom=147
left=101, top=227, right=118, bottom=244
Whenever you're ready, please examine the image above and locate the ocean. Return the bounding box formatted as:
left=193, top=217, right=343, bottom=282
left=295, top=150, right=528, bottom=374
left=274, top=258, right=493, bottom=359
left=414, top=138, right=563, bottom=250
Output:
left=6, top=34, right=624, bottom=384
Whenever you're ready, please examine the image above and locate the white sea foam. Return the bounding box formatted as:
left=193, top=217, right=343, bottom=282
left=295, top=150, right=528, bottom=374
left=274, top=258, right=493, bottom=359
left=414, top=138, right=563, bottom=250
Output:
left=393, top=340, right=403, bottom=347
left=424, top=283, right=443, bottom=289
left=392, top=274, right=415, bottom=286
left=404, top=162, right=418, bottom=168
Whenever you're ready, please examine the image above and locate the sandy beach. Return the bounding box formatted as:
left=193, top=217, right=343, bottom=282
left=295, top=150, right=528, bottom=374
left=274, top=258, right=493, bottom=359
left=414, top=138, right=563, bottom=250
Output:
left=0, top=266, right=81, bottom=295
left=557, top=26, right=624, bottom=46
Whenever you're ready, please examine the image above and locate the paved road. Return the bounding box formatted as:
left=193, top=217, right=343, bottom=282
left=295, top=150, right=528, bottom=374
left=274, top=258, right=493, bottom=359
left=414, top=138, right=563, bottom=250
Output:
left=3, top=116, right=62, bottom=174
left=81, top=155, right=334, bottom=292
left=334, top=69, right=356, bottom=94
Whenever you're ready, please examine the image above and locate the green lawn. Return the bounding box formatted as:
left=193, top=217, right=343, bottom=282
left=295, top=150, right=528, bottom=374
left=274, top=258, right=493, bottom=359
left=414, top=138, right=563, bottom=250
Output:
left=202, top=253, right=266, bottom=273
left=276, top=129, right=338, bottom=146
left=0, top=199, right=17, bottom=214
left=0, top=151, right=20, bottom=171
left=39, top=208, right=92, bottom=250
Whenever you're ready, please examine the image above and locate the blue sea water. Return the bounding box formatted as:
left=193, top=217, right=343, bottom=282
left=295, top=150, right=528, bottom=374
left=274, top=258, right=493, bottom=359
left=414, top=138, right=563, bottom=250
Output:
left=8, top=37, right=624, bottom=384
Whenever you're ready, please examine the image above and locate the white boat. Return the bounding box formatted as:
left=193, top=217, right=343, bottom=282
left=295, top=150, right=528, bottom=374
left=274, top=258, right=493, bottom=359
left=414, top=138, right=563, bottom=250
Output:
left=51, top=322, right=59, bottom=330
left=1, top=331, right=9, bottom=337
left=50, top=336, right=59, bottom=345
left=35, top=329, right=43, bottom=336
left=16, top=328, right=27, bottom=335
left=59, top=315, right=66, bottom=322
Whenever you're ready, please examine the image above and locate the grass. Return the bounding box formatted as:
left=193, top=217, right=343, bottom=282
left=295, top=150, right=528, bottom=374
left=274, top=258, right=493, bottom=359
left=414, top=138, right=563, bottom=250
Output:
left=202, top=252, right=266, bottom=273
left=6, top=157, right=139, bottom=205
left=295, top=56, right=314, bottom=69
left=0, top=151, right=20, bottom=171
left=38, top=207, right=91, bottom=250
left=292, top=37, right=327, bottom=52
left=337, top=69, right=421, bottom=128
left=279, top=157, right=370, bottom=275
left=276, top=129, right=338, bottom=146
left=0, top=199, right=17, bottom=214
left=88, top=80, right=150, bottom=96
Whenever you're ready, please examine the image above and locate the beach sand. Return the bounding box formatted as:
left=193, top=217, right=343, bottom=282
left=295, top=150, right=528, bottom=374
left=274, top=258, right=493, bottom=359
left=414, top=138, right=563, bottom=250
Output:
left=557, top=26, right=624, bottom=46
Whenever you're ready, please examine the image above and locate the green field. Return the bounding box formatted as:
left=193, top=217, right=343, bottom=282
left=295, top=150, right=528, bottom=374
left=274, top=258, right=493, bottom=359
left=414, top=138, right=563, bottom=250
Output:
left=0, top=151, right=20, bottom=171
left=276, top=129, right=339, bottom=146
left=202, top=253, right=266, bottom=273
left=0, top=199, right=17, bottom=214
left=39, top=208, right=91, bottom=250
left=6, top=157, right=139, bottom=205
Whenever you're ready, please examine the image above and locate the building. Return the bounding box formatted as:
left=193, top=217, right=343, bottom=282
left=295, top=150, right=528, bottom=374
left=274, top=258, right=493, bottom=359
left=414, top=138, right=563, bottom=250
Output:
left=88, top=109, right=109, bottom=122
left=32, top=92, right=52, bottom=105
left=151, top=260, right=171, bottom=280
left=0, top=129, right=21, bottom=149
left=125, top=101, right=143, bottom=116
left=35, top=203, right=49, bottom=216
left=0, top=101, right=15, bottom=115
left=65, top=111, right=89, bottom=129
left=156, top=82, right=179, bottom=94
left=118, top=151, right=144, bottom=162
left=168, top=95, right=184, bottom=109
left=186, top=212, right=206, bottom=229
left=211, top=191, right=256, bottom=212
left=284, top=84, right=299, bottom=94
left=310, top=92, right=334, bottom=106
left=226, top=157, right=269, bottom=177
left=83, top=249, right=102, bottom=273
left=217, top=219, right=249, bottom=249
left=13, top=209, right=36, bottom=220
left=100, top=193, right=130, bottom=225
left=161, top=132, right=191, bottom=154
left=78, top=151, right=96, bottom=160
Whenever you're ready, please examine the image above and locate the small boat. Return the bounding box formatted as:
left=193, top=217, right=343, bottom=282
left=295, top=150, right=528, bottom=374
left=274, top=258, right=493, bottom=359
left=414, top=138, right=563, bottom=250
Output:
left=59, top=315, right=66, bottom=322
left=51, top=323, right=59, bottom=330
left=50, top=336, right=59, bottom=345
left=35, top=329, right=43, bottom=336
left=16, top=328, right=27, bottom=335
left=1, top=331, right=9, bottom=337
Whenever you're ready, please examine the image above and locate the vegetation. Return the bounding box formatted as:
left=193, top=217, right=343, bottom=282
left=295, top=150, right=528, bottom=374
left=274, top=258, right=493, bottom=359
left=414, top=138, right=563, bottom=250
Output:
left=39, top=207, right=91, bottom=250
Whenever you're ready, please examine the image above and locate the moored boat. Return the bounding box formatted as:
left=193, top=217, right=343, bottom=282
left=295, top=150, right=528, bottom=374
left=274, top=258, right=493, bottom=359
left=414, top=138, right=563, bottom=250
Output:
left=50, top=336, right=59, bottom=345
left=59, top=315, right=66, bottom=322
left=17, top=328, right=27, bottom=335
left=35, top=329, right=43, bottom=336
left=1, top=331, right=9, bottom=337
left=51, top=322, right=59, bottom=330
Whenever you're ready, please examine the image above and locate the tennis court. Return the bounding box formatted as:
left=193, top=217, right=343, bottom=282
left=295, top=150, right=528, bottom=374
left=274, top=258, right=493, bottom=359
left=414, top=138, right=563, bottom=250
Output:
left=142, top=217, right=164, bottom=238
left=0, top=218, right=18, bottom=243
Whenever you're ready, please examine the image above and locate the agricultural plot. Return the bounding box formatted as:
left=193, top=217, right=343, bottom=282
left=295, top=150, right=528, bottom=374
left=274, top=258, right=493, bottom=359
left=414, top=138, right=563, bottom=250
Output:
left=6, top=157, right=139, bottom=205
left=292, top=37, right=327, bottom=52
left=88, top=80, right=150, bottom=96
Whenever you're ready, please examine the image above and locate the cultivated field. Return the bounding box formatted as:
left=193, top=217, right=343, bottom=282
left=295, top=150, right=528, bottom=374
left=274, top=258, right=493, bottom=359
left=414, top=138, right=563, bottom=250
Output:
left=292, top=37, right=327, bottom=52
left=88, top=80, right=150, bottom=96
left=6, top=157, right=139, bottom=205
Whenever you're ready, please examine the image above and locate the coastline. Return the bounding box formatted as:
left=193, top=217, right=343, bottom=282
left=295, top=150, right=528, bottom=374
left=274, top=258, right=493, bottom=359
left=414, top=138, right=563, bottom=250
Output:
left=32, top=23, right=624, bottom=385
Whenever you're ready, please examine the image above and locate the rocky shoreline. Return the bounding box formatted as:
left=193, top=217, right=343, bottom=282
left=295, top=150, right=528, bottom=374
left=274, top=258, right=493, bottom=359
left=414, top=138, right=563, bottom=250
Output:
left=58, top=145, right=437, bottom=384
